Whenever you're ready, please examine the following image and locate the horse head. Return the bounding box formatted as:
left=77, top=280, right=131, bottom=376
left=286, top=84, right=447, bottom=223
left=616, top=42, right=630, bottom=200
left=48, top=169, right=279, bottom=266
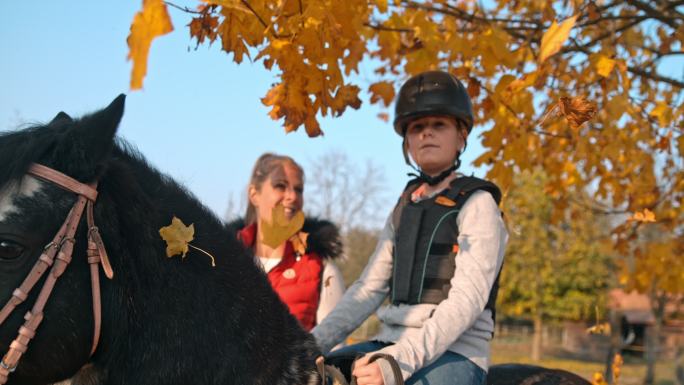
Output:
left=0, top=97, right=124, bottom=384
left=0, top=96, right=320, bottom=385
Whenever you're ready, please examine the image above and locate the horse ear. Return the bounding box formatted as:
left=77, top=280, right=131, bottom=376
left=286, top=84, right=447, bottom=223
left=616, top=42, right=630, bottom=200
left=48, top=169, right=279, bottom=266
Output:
left=50, top=111, right=73, bottom=124
left=47, top=94, right=126, bottom=181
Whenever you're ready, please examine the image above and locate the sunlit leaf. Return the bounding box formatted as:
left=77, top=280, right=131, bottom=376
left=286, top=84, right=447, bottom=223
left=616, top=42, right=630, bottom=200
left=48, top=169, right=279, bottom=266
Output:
left=538, top=15, right=578, bottom=63
left=595, top=55, right=616, bottom=77
left=127, top=0, right=174, bottom=90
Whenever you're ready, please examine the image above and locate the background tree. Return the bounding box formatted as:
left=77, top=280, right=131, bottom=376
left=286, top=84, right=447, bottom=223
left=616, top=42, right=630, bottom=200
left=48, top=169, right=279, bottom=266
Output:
left=304, top=150, right=387, bottom=234
left=499, top=169, right=614, bottom=361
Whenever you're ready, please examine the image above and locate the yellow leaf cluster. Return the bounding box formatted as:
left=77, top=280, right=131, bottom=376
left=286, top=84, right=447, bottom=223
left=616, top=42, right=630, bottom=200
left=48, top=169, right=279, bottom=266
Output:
left=628, top=208, right=656, bottom=223
left=128, top=1, right=684, bottom=302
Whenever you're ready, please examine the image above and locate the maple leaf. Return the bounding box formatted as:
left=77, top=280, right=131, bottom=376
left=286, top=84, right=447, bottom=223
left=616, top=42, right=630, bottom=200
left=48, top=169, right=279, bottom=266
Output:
left=189, top=13, right=219, bottom=46
left=127, top=0, right=174, bottom=90
left=552, top=96, right=597, bottom=129
left=260, top=204, right=305, bottom=248
left=159, top=216, right=217, bottom=266
left=369, top=81, right=395, bottom=107
left=538, top=15, right=578, bottom=63
left=159, top=216, right=194, bottom=258
left=595, top=55, right=616, bottom=78
left=649, top=102, right=672, bottom=127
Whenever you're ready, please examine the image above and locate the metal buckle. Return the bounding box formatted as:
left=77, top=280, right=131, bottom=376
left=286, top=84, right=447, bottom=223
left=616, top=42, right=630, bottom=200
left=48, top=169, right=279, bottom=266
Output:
left=0, top=360, right=16, bottom=373
left=42, top=241, right=56, bottom=251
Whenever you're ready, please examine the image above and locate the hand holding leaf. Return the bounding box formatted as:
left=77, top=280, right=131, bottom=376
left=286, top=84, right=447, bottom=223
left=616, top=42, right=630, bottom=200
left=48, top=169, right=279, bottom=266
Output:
left=159, top=216, right=216, bottom=267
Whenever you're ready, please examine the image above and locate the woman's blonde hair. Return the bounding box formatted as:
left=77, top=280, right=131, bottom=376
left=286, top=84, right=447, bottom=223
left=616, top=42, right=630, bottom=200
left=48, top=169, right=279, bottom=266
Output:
left=244, top=153, right=304, bottom=225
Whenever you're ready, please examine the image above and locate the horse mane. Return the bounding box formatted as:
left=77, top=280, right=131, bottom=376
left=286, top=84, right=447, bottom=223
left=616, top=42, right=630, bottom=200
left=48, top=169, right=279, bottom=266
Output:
left=0, top=121, right=69, bottom=191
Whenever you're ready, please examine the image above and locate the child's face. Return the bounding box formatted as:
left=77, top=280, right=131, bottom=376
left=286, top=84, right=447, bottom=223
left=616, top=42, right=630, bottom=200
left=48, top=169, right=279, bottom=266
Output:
left=249, top=162, right=304, bottom=223
left=405, top=115, right=465, bottom=176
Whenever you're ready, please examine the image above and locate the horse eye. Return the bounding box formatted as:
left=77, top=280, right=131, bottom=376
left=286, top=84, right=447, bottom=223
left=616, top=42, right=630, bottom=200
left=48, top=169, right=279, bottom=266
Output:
left=0, top=240, right=25, bottom=261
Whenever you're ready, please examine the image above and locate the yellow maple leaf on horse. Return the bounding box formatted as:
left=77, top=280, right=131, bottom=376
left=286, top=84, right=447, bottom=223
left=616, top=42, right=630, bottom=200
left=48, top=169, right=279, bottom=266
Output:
left=159, top=216, right=216, bottom=266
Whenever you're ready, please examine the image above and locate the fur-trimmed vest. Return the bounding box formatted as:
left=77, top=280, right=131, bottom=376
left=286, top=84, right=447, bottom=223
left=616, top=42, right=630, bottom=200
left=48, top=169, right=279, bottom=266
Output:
left=234, top=218, right=342, bottom=331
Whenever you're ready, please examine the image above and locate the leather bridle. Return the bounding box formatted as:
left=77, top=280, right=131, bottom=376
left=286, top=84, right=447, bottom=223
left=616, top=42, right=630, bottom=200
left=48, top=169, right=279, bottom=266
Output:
left=0, top=163, right=114, bottom=384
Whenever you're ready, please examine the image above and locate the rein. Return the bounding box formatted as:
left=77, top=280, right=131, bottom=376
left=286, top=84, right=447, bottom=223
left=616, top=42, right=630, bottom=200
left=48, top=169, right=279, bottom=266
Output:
left=0, top=163, right=114, bottom=384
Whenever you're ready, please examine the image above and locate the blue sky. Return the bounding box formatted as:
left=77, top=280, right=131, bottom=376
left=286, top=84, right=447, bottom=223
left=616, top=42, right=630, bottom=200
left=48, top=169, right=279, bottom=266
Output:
left=0, top=1, right=488, bottom=225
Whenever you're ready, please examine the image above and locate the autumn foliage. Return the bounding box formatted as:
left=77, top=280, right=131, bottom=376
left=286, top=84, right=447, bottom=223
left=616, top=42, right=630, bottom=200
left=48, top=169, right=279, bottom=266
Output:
left=128, top=1, right=683, bottom=305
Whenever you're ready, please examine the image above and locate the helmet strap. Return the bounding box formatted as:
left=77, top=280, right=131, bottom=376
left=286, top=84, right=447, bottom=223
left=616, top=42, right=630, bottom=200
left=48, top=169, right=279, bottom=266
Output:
left=408, top=164, right=457, bottom=186
left=404, top=134, right=467, bottom=186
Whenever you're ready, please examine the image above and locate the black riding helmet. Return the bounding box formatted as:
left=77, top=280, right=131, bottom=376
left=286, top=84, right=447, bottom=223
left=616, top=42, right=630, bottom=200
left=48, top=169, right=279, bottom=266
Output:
left=393, top=71, right=474, bottom=136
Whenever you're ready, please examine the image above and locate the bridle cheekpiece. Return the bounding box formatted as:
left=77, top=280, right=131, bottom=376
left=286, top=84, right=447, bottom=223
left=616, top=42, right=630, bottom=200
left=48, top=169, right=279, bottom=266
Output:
left=0, top=163, right=113, bottom=384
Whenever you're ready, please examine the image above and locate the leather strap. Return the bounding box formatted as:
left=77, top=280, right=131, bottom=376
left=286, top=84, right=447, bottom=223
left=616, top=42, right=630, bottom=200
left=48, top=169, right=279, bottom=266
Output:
left=366, top=353, right=405, bottom=385
left=28, top=164, right=98, bottom=202
left=0, top=163, right=112, bottom=384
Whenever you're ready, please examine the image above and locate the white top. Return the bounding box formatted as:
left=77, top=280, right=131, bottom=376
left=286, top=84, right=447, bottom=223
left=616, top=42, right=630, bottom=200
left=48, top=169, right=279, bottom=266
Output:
left=312, top=190, right=508, bottom=385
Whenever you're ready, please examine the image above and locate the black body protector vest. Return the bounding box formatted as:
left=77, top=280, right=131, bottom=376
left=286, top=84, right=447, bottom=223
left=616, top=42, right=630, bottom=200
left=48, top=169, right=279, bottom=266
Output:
left=390, top=176, right=503, bottom=321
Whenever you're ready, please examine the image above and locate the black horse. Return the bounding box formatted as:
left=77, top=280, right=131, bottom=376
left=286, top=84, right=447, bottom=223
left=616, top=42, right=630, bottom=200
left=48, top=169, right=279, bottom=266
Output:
left=0, top=96, right=590, bottom=385
left=0, top=95, right=320, bottom=385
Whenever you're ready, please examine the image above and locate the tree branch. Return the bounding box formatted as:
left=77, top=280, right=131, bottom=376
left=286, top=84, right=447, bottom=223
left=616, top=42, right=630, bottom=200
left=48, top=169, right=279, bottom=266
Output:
left=624, top=0, right=683, bottom=29
left=364, top=22, right=413, bottom=33
left=401, top=0, right=531, bottom=40
left=564, top=16, right=649, bottom=54
left=628, top=66, right=684, bottom=88
left=240, top=0, right=270, bottom=30
left=165, top=1, right=205, bottom=15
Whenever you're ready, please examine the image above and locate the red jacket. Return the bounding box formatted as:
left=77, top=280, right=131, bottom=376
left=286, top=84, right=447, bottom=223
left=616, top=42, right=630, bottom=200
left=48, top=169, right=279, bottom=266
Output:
left=238, top=223, right=323, bottom=331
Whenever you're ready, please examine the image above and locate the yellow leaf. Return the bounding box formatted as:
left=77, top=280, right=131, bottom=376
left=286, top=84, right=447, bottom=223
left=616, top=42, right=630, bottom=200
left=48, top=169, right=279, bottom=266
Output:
left=290, top=231, right=309, bottom=256
left=260, top=204, right=305, bottom=248
left=369, top=81, right=395, bottom=107
left=592, top=372, right=608, bottom=385
left=538, top=15, right=578, bottom=63
left=629, top=208, right=656, bottom=223
left=507, top=72, right=538, bottom=93
left=376, top=0, right=388, bottom=13
left=331, top=84, right=362, bottom=116
left=650, top=102, right=671, bottom=127
left=127, top=0, right=174, bottom=90
left=595, top=55, right=616, bottom=77
left=586, top=322, right=611, bottom=335
left=159, top=216, right=194, bottom=258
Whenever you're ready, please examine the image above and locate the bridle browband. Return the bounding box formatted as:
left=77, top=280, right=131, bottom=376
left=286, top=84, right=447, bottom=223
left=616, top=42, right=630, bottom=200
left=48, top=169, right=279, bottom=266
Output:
left=0, top=163, right=114, bottom=384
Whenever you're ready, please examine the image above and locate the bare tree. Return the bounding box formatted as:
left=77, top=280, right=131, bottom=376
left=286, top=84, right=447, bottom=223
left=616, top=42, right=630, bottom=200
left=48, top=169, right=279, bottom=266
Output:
left=304, top=150, right=386, bottom=233
left=223, top=190, right=247, bottom=222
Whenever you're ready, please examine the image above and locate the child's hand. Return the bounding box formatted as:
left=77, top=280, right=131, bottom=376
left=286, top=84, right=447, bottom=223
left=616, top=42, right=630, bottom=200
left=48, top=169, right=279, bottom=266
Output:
left=352, top=354, right=385, bottom=385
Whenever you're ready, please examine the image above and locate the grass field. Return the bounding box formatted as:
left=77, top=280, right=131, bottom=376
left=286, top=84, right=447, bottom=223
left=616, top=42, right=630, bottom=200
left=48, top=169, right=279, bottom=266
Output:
left=491, top=338, right=678, bottom=385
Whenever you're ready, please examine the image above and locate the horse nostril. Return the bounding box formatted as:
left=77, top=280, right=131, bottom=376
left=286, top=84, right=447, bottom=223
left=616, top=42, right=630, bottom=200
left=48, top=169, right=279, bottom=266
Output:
left=0, top=240, right=25, bottom=261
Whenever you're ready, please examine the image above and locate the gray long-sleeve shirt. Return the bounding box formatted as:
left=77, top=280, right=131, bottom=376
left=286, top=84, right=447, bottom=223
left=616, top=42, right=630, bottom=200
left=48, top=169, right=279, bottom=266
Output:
left=312, top=190, right=508, bottom=384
